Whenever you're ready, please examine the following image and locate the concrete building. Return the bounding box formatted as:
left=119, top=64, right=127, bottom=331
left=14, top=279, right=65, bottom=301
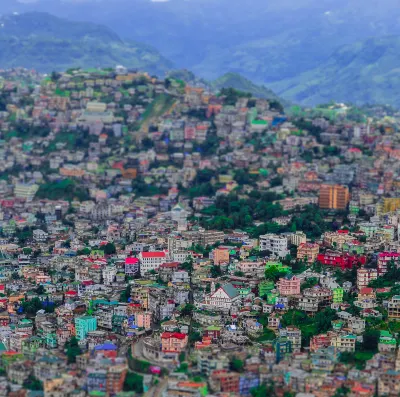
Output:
left=75, top=316, right=97, bottom=341
left=259, top=234, right=289, bottom=258
left=319, top=184, right=350, bottom=210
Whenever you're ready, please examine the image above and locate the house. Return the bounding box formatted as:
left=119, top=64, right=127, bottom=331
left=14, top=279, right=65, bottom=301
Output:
left=388, top=295, right=400, bottom=320
left=377, top=252, right=400, bottom=275
left=276, top=274, right=300, bottom=296
left=161, top=332, right=188, bottom=354
left=317, top=251, right=366, bottom=270
left=213, top=248, right=230, bottom=265
left=204, top=283, right=241, bottom=310
left=378, top=330, right=397, bottom=352
left=259, top=234, right=289, bottom=258
left=33, top=229, right=49, bottom=242
left=125, top=257, right=139, bottom=276
left=330, top=334, right=357, bottom=352
left=357, top=268, right=378, bottom=290
left=297, top=243, right=319, bottom=263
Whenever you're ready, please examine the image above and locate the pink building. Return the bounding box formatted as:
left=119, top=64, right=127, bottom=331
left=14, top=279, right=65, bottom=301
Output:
left=184, top=126, right=196, bottom=140
left=161, top=332, right=188, bottom=353
left=35, top=273, right=51, bottom=284
left=277, top=275, right=300, bottom=296
left=136, top=312, right=152, bottom=329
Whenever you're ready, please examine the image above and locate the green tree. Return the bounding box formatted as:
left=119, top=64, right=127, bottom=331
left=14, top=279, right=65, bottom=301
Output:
left=210, top=265, right=222, bottom=278
left=103, top=242, right=116, bottom=255
left=23, top=375, right=43, bottom=391
left=265, top=266, right=286, bottom=282
left=230, top=356, right=244, bottom=372
left=123, top=372, right=144, bottom=393
left=22, top=297, right=43, bottom=315
left=35, top=285, right=45, bottom=295
left=120, top=284, right=131, bottom=303
left=65, top=336, right=82, bottom=364
left=180, top=304, right=195, bottom=317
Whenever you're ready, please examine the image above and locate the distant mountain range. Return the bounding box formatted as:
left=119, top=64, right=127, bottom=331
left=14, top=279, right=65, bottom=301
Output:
left=270, top=36, right=400, bottom=107
left=2, top=2, right=400, bottom=107
left=0, top=12, right=173, bottom=75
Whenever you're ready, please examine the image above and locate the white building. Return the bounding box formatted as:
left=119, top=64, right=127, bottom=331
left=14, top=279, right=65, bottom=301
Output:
left=138, top=251, right=168, bottom=275
left=14, top=183, right=39, bottom=202
left=204, top=283, right=241, bottom=310
left=259, top=234, right=289, bottom=257
left=33, top=229, right=48, bottom=242
left=102, top=266, right=117, bottom=286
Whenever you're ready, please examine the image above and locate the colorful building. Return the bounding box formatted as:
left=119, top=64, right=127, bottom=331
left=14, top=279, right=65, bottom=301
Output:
left=332, top=287, right=344, bottom=303
left=75, top=316, right=97, bottom=341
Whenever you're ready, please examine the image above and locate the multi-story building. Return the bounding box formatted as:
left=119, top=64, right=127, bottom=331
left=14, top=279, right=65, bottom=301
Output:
left=125, top=257, right=139, bottom=276
left=161, top=332, right=188, bottom=354
left=276, top=275, right=300, bottom=296
left=135, top=312, right=152, bottom=329
left=297, top=243, right=319, bottom=263
left=138, top=251, right=168, bottom=275
left=317, top=251, right=366, bottom=270
left=377, top=252, right=400, bottom=275
left=213, top=248, right=230, bottom=265
left=332, top=287, right=344, bottom=303
left=388, top=296, right=400, bottom=320
left=279, top=327, right=302, bottom=352
left=259, top=234, right=289, bottom=258
left=75, top=316, right=97, bottom=341
left=204, top=283, right=241, bottom=310
left=319, top=184, right=350, bottom=210
left=330, top=334, right=357, bottom=352
left=102, top=266, right=117, bottom=285
left=288, top=231, right=307, bottom=246
left=357, top=268, right=378, bottom=290
left=378, top=330, right=397, bottom=353
left=14, top=183, right=39, bottom=202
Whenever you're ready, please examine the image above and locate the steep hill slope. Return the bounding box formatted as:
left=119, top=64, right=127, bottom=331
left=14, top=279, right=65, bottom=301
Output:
left=0, top=12, right=173, bottom=75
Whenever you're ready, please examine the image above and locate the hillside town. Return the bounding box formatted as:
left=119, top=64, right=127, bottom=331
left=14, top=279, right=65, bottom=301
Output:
left=0, top=66, right=400, bottom=397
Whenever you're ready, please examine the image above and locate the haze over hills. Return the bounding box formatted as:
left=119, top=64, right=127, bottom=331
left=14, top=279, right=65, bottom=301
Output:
left=270, top=36, right=400, bottom=107
left=2, top=0, right=400, bottom=106
left=0, top=12, right=173, bottom=75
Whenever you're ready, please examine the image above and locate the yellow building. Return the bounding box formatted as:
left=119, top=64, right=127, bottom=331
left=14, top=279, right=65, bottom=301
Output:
left=382, top=198, right=400, bottom=214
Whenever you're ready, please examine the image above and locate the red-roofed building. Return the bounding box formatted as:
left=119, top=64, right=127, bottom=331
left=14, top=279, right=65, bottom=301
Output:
left=138, top=251, right=168, bottom=275
left=161, top=332, right=188, bottom=354
left=125, top=257, right=139, bottom=276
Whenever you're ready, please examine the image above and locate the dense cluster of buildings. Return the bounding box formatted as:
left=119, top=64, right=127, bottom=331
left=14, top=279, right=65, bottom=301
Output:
left=0, top=67, right=399, bottom=396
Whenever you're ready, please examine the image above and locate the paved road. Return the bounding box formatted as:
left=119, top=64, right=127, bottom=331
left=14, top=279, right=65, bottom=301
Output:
left=144, top=377, right=168, bottom=397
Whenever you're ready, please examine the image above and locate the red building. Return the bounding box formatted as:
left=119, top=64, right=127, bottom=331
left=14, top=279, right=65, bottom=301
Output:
left=317, top=250, right=366, bottom=270
left=211, top=370, right=240, bottom=394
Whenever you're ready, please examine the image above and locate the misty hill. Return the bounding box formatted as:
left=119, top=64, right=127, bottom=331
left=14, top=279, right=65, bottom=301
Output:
left=0, top=12, right=173, bottom=75
left=211, top=73, right=282, bottom=102
left=270, top=36, right=400, bottom=107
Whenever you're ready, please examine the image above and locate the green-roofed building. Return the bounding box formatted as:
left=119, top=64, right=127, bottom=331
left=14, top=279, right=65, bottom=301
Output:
left=259, top=280, right=275, bottom=298
left=379, top=330, right=396, bottom=352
